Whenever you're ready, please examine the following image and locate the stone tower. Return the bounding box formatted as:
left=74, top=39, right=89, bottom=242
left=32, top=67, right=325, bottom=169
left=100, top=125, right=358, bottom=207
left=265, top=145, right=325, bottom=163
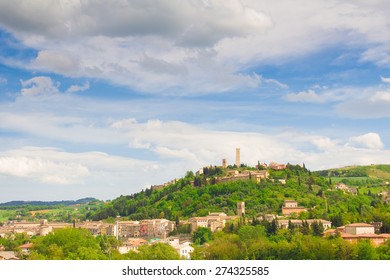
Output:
left=237, top=201, right=245, bottom=217
left=222, top=158, right=227, bottom=168
left=235, top=148, right=240, bottom=167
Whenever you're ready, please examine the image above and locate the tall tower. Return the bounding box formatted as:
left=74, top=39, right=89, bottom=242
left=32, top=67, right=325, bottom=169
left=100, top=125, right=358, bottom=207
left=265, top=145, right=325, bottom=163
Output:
left=222, top=158, right=227, bottom=168
left=235, top=148, right=240, bottom=167
left=237, top=202, right=245, bottom=217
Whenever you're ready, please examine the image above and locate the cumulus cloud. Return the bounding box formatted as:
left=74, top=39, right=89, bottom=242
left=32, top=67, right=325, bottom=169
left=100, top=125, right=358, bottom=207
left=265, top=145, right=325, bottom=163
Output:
left=0, top=147, right=158, bottom=185
left=0, top=154, right=90, bottom=184
left=110, top=118, right=390, bottom=172
left=370, top=91, right=390, bottom=102
left=34, top=50, right=79, bottom=73
left=66, top=81, right=90, bottom=93
left=2, top=0, right=388, bottom=94
left=20, top=76, right=90, bottom=96
left=284, top=90, right=325, bottom=103
left=0, top=0, right=271, bottom=46
left=20, top=76, right=60, bottom=95
left=348, top=133, right=384, bottom=150
left=380, top=76, right=390, bottom=83
left=335, top=87, right=390, bottom=118
left=284, top=88, right=351, bottom=103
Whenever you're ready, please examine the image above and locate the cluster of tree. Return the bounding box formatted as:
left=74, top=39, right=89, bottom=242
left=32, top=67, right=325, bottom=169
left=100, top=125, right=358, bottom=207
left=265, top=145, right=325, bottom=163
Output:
left=0, top=232, right=30, bottom=252
left=191, top=224, right=390, bottom=260
left=25, top=228, right=180, bottom=260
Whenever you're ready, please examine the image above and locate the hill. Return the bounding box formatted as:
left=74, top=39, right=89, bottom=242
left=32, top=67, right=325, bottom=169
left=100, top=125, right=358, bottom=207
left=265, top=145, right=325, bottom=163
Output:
left=0, top=197, right=98, bottom=208
left=315, top=164, right=390, bottom=180
left=88, top=164, right=390, bottom=232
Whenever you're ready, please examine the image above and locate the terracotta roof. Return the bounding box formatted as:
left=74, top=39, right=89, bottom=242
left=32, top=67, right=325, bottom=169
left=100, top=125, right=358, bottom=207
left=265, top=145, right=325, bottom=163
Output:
left=19, top=243, right=33, bottom=249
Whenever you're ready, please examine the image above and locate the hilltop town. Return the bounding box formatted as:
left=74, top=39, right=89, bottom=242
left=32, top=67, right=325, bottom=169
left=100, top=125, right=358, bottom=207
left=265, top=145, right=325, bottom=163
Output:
left=1, top=148, right=390, bottom=260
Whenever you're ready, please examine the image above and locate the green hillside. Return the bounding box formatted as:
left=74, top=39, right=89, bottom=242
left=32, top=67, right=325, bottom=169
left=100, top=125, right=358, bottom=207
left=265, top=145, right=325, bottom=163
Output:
left=315, top=164, right=390, bottom=180
left=88, top=164, right=390, bottom=232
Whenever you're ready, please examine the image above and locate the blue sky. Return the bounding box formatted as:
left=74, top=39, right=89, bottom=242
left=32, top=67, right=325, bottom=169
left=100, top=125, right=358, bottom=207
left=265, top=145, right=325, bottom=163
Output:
left=1, top=0, right=390, bottom=202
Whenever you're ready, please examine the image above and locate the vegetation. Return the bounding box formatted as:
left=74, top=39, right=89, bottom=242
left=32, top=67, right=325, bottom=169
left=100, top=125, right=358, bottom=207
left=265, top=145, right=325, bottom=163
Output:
left=192, top=224, right=390, bottom=260
left=1, top=163, right=389, bottom=260
left=89, top=164, right=390, bottom=233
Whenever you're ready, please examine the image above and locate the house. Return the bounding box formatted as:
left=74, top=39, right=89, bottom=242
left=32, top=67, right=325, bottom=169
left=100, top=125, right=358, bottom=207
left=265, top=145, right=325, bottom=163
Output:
left=345, top=223, right=375, bottom=235
left=216, top=170, right=268, bottom=184
left=169, top=239, right=194, bottom=259
left=335, top=183, right=357, bottom=195
left=188, top=212, right=230, bottom=233
left=19, top=243, right=33, bottom=254
left=281, top=200, right=307, bottom=216
left=325, top=223, right=390, bottom=247
left=268, top=162, right=286, bottom=170
left=0, top=251, right=19, bottom=260
left=118, top=238, right=147, bottom=254
left=278, top=219, right=332, bottom=230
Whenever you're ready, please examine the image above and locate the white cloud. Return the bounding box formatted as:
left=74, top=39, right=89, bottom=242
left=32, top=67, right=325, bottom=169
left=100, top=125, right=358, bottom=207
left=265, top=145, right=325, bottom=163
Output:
left=335, top=87, right=390, bottom=118
left=370, top=91, right=390, bottom=102
left=20, top=76, right=60, bottom=95
left=1, top=0, right=389, bottom=94
left=0, top=0, right=271, bottom=46
left=34, top=50, right=79, bottom=73
left=110, top=118, right=390, bottom=171
left=0, top=153, right=90, bottom=184
left=285, top=90, right=325, bottom=103
left=66, top=81, right=90, bottom=93
left=380, top=76, right=390, bottom=83
left=20, top=76, right=90, bottom=96
left=0, top=77, right=7, bottom=85
left=284, top=88, right=352, bottom=103
left=348, top=132, right=384, bottom=150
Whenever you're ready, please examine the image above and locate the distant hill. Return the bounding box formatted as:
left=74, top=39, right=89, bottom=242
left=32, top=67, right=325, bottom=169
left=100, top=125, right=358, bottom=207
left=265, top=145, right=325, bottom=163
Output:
left=0, top=197, right=98, bottom=207
left=315, top=164, right=390, bottom=180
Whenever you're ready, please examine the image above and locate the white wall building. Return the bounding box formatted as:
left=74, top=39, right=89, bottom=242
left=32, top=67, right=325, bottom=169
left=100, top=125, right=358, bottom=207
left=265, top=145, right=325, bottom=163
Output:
left=345, top=223, right=375, bottom=235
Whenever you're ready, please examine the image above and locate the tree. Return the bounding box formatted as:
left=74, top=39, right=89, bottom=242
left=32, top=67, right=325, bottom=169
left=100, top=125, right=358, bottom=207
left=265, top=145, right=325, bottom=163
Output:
left=266, top=219, right=278, bottom=236
left=311, top=221, right=324, bottom=236
left=193, top=227, right=213, bottom=245
left=29, top=228, right=106, bottom=260
left=135, top=243, right=180, bottom=260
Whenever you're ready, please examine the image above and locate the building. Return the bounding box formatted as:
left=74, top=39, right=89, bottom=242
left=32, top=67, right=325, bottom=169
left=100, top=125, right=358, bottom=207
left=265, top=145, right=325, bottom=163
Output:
left=281, top=200, right=307, bottom=216
left=188, top=212, right=230, bottom=233
left=236, top=148, right=240, bottom=167
left=118, top=238, right=147, bottom=254
left=268, top=162, right=286, bottom=170
left=237, top=202, right=245, bottom=217
left=326, top=223, right=390, bottom=247
left=278, top=219, right=332, bottom=230
left=345, top=223, right=375, bottom=235
left=0, top=251, right=19, bottom=260
left=334, top=183, right=357, bottom=195
left=222, top=158, right=227, bottom=168
left=19, top=243, right=33, bottom=254
left=216, top=170, right=268, bottom=184
left=169, top=239, right=194, bottom=259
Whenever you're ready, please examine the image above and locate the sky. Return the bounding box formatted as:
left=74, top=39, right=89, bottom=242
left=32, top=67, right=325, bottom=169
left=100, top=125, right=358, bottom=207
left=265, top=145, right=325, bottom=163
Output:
left=0, top=0, right=390, bottom=203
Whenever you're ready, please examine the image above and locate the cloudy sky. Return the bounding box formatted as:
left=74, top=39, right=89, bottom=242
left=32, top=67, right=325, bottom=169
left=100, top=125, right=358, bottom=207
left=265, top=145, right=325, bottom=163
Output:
left=0, top=0, right=390, bottom=202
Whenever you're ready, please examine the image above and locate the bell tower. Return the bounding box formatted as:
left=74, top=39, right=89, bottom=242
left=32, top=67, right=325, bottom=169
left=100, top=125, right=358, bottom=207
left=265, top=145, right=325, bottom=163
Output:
left=235, top=148, right=240, bottom=167
left=237, top=201, right=245, bottom=217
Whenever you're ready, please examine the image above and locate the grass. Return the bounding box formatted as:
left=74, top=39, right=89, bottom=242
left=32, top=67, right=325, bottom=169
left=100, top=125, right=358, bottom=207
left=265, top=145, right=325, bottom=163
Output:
left=331, top=177, right=368, bottom=183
